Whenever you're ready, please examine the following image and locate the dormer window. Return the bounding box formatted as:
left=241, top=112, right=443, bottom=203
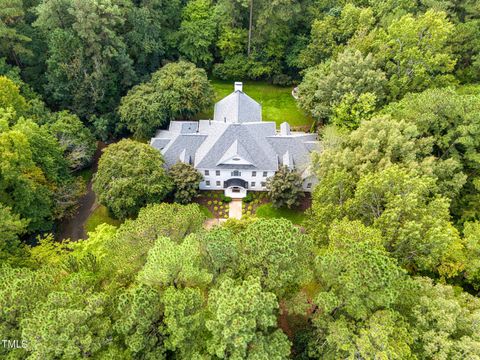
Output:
left=232, top=170, right=241, bottom=177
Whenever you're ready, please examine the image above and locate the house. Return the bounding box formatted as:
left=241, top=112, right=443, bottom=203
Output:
left=150, top=82, right=320, bottom=198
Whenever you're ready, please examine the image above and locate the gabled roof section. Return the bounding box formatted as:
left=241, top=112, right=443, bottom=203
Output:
left=195, top=123, right=277, bottom=170
left=213, top=89, right=262, bottom=123
left=217, top=140, right=255, bottom=166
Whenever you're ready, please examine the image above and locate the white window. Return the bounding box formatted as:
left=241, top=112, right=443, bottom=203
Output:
left=216, top=170, right=220, bottom=176
left=252, top=171, right=256, bottom=177
left=306, top=183, right=312, bottom=189
left=251, top=182, right=256, bottom=187
left=263, top=171, right=268, bottom=177
left=206, top=180, right=210, bottom=186
left=261, top=182, right=266, bottom=187
left=216, top=181, right=221, bottom=186
left=232, top=170, right=241, bottom=177
left=205, top=170, right=209, bottom=175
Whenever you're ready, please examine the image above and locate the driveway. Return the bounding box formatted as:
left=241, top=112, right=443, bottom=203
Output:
left=229, top=199, right=243, bottom=220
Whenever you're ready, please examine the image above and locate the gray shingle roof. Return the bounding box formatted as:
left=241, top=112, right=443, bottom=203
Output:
left=150, top=84, right=320, bottom=174
left=213, top=90, right=262, bottom=123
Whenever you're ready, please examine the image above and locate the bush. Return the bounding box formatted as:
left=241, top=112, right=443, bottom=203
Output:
left=247, top=205, right=253, bottom=211
left=213, top=200, right=218, bottom=205
left=221, top=195, right=232, bottom=203
left=244, top=193, right=254, bottom=203
left=207, top=200, right=212, bottom=205
left=246, top=211, right=252, bottom=216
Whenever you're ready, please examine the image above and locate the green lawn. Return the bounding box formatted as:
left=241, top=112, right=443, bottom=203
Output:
left=84, top=205, right=122, bottom=233
left=199, top=205, right=214, bottom=219
left=196, top=79, right=313, bottom=128
left=255, top=203, right=306, bottom=225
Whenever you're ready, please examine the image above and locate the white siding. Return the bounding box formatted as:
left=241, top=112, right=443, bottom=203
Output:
left=199, top=168, right=274, bottom=191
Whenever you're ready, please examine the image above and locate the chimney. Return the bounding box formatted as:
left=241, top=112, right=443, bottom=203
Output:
left=234, top=82, right=243, bottom=92
left=280, top=122, right=291, bottom=135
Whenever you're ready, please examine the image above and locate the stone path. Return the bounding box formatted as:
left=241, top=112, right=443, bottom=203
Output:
left=229, top=199, right=243, bottom=220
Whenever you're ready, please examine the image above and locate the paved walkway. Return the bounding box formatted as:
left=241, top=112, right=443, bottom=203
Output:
left=229, top=199, right=243, bottom=219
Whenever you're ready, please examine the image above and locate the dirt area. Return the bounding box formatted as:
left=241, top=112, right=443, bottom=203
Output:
left=55, top=142, right=105, bottom=241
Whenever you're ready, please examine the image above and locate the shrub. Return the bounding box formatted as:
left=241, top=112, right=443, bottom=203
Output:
left=207, top=200, right=212, bottom=205
left=247, top=205, right=253, bottom=211
left=243, top=192, right=254, bottom=203
left=221, top=195, right=232, bottom=203
left=214, top=206, right=218, bottom=211
left=246, top=211, right=252, bottom=216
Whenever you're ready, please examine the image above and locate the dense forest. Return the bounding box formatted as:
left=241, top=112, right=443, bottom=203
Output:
left=2, top=0, right=480, bottom=358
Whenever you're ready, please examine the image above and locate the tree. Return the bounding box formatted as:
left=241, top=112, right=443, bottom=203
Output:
left=310, top=165, right=465, bottom=277
left=115, top=284, right=166, bottom=359
left=0, top=0, right=32, bottom=66
left=108, top=203, right=205, bottom=283
left=299, top=4, right=375, bottom=68
left=21, top=273, right=113, bottom=359
left=0, top=75, right=27, bottom=119
left=0, top=265, right=55, bottom=359
left=123, top=0, right=182, bottom=78
left=161, top=286, right=208, bottom=358
left=0, top=125, right=54, bottom=231
left=47, top=111, right=97, bottom=171
left=309, top=219, right=412, bottom=359
left=205, top=276, right=291, bottom=359
left=266, top=165, right=304, bottom=209
left=383, top=88, right=480, bottom=223
left=118, top=61, right=213, bottom=139
left=408, top=277, right=480, bottom=359
left=139, top=235, right=212, bottom=289
left=34, top=0, right=135, bottom=117
left=297, top=49, right=386, bottom=124
left=93, top=139, right=173, bottom=219
left=178, top=0, right=217, bottom=67
left=236, top=219, right=313, bottom=297
left=0, top=204, right=30, bottom=266
left=331, top=92, right=377, bottom=130
left=371, top=9, right=456, bottom=99
left=168, top=162, right=203, bottom=204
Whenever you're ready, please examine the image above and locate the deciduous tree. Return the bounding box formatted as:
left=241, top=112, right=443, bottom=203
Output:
left=93, top=139, right=173, bottom=219
left=266, top=165, right=304, bottom=209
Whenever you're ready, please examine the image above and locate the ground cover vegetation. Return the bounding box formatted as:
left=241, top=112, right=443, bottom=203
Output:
left=2, top=0, right=480, bottom=358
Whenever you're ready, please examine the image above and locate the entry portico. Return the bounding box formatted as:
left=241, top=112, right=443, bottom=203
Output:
left=224, top=178, right=248, bottom=198
left=150, top=82, right=320, bottom=198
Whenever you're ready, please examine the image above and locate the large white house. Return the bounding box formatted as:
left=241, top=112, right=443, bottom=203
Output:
left=150, top=82, right=320, bottom=198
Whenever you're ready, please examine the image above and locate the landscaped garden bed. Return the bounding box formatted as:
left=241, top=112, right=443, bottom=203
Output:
left=195, top=191, right=232, bottom=219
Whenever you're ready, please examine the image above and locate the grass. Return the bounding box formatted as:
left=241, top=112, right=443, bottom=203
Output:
left=195, top=79, right=313, bottom=128
left=255, top=203, right=306, bottom=225
left=78, top=167, right=94, bottom=183
left=84, top=205, right=122, bottom=233
left=199, top=205, right=214, bottom=219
